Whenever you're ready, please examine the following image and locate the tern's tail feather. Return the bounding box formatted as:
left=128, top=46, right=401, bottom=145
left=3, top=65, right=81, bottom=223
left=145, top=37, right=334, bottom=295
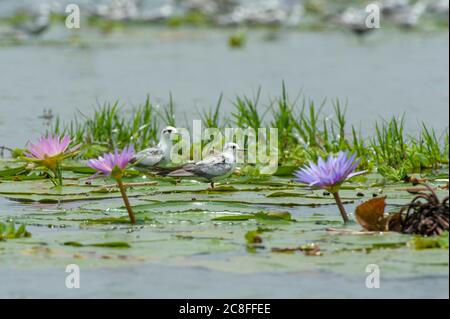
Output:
left=133, top=165, right=184, bottom=176
left=167, top=169, right=196, bottom=177
left=149, top=166, right=185, bottom=176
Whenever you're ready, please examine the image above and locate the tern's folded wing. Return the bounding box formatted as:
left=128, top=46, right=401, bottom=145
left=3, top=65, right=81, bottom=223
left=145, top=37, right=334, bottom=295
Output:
left=189, top=163, right=234, bottom=178
left=133, top=147, right=164, bottom=167
left=196, top=154, right=226, bottom=165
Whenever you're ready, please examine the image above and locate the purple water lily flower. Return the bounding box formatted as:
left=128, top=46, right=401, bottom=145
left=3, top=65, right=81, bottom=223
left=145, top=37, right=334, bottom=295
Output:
left=87, top=145, right=136, bottom=224
left=87, top=145, right=135, bottom=178
left=294, top=151, right=367, bottom=224
left=294, top=151, right=366, bottom=192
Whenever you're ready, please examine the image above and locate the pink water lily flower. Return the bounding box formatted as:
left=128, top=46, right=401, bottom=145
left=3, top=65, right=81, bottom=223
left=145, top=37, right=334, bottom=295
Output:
left=24, top=135, right=80, bottom=186
left=27, top=135, right=70, bottom=159
left=26, top=135, right=80, bottom=166
left=87, top=145, right=135, bottom=178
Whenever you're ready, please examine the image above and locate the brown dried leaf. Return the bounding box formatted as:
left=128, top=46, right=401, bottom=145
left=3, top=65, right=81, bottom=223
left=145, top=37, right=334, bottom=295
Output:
left=355, top=197, right=388, bottom=231
left=386, top=212, right=403, bottom=232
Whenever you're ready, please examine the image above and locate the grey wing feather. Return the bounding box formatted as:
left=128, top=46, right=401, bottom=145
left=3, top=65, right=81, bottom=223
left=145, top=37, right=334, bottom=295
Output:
left=168, top=163, right=233, bottom=179
left=196, top=154, right=226, bottom=165
left=186, top=162, right=234, bottom=179
left=133, top=147, right=164, bottom=167
left=167, top=154, right=234, bottom=180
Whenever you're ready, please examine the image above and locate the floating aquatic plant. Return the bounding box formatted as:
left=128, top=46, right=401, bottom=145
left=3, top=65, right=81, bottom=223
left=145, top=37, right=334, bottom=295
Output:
left=294, top=151, right=366, bottom=223
left=228, top=31, right=246, bottom=48
left=408, top=231, right=449, bottom=250
left=355, top=185, right=449, bottom=236
left=396, top=185, right=449, bottom=236
left=87, top=145, right=137, bottom=224
left=24, top=135, right=80, bottom=186
left=0, top=222, right=31, bottom=240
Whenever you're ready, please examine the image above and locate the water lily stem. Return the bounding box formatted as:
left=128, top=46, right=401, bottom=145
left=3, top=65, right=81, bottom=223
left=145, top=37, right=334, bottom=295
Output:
left=56, top=162, right=62, bottom=187
left=333, top=192, right=349, bottom=224
left=50, top=163, right=63, bottom=187
left=116, top=178, right=136, bottom=225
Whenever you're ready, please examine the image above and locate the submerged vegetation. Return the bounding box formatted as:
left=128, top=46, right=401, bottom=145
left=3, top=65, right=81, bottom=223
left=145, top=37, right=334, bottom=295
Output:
left=43, top=85, right=449, bottom=181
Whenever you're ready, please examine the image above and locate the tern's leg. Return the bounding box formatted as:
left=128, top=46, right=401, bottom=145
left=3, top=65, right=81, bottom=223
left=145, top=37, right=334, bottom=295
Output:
left=210, top=182, right=215, bottom=189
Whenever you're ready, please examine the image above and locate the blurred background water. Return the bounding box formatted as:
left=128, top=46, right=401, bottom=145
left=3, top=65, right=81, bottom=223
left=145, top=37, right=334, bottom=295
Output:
left=0, top=0, right=448, bottom=148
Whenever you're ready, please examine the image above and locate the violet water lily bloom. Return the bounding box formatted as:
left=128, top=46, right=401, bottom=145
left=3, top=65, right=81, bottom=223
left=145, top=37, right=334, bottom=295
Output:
left=294, top=151, right=366, bottom=193
left=87, top=145, right=137, bottom=224
left=87, top=145, right=135, bottom=177
left=294, top=151, right=367, bottom=224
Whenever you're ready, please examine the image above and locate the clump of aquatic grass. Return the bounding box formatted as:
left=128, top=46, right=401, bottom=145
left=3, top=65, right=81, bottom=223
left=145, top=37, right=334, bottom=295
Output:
left=271, top=83, right=298, bottom=159
left=293, top=99, right=363, bottom=159
left=47, top=85, right=449, bottom=181
left=293, top=98, right=324, bottom=150
left=268, top=86, right=369, bottom=169
left=264, top=86, right=448, bottom=178
left=232, top=88, right=268, bottom=130
left=199, top=94, right=228, bottom=128
left=371, top=115, right=408, bottom=169
left=51, top=97, right=161, bottom=158
left=155, top=94, right=177, bottom=127
left=370, top=117, right=449, bottom=180
left=412, top=125, right=449, bottom=170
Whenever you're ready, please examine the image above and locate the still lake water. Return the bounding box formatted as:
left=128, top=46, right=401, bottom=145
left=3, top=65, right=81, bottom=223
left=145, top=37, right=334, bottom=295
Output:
left=0, top=27, right=449, bottom=298
left=0, top=27, right=448, bottom=148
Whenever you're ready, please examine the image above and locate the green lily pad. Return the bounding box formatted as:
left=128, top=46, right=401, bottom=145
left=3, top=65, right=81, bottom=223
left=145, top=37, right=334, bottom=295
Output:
left=64, top=241, right=131, bottom=248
